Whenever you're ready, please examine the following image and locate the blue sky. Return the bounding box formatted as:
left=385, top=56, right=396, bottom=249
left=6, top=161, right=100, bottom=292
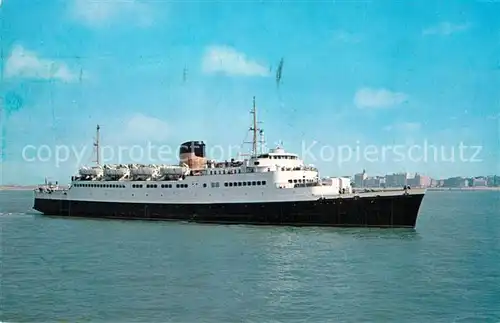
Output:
left=1, top=0, right=499, bottom=185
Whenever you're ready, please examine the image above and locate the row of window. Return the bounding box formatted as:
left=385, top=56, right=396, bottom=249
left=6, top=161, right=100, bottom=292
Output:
left=224, top=180, right=266, bottom=187
left=73, top=183, right=126, bottom=188
left=134, top=183, right=188, bottom=189
left=259, top=154, right=298, bottom=160
left=209, top=169, right=242, bottom=175
left=288, top=179, right=314, bottom=184
left=73, top=180, right=268, bottom=189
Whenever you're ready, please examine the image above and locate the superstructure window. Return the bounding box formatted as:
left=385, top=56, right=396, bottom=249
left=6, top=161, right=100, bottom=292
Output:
left=222, top=180, right=267, bottom=187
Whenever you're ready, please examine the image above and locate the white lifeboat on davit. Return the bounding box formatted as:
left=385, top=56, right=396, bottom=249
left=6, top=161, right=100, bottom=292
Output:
left=159, top=164, right=190, bottom=176
left=130, top=164, right=159, bottom=176
left=79, top=165, right=104, bottom=177
left=103, top=164, right=130, bottom=177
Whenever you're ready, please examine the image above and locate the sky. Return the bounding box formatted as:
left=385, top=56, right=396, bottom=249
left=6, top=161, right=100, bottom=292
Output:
left=0, top=0, right=499, bottom=185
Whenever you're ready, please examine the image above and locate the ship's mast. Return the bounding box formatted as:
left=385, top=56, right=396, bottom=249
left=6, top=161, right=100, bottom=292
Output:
left=93, top=124, right=100, bottom=165
left=250, top=96, right=257, bottom=156
left=241, top=97, right=264, bottom=158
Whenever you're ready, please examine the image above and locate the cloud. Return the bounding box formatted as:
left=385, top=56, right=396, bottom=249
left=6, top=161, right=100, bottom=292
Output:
left=125, top=114, right=170, bottom=141
left=423, top=22, right=470, bottom=36
left=354, top=87, right=408, bottom=108
left=71, top=0, right=152, bottom=27
left=104, top=113, right=170, bottom=145
left=333, top=30, right=362, bottom=43
left=201, top=45, right=270, bottom=77
left=4, top=45, right=78, bottom=82
left=384, top=122, right=421, bottom=132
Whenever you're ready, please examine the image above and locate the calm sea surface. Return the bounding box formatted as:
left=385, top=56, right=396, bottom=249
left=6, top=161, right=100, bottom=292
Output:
left=1, top=190, right=499, bottom=322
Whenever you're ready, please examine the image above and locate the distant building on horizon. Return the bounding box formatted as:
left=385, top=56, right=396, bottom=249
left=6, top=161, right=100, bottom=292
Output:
left=408, top=173, right=432, bottom=188
left=442, top=177, right=469, bottom=188
left=430, top=178, right=439, bottom=187
left=487, top=175, right=500, bottom=187
left=354, top=169, right=367, bottom=187
left=385, top=173, right=408, bottom=188
left=364, top=176, right=385, bottom=188
left=472, top=177, right=488, bottom=187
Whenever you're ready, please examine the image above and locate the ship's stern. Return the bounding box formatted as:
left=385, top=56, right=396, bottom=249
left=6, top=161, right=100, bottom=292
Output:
left=33, top=187, right=68, bottom=215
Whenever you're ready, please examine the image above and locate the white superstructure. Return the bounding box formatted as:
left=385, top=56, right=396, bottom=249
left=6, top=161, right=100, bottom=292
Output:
left=35, top=97, right=354, bottom=204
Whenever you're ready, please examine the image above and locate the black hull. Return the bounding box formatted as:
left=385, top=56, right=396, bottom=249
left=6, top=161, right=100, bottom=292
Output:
left=33, top=193, right=425, bottom=228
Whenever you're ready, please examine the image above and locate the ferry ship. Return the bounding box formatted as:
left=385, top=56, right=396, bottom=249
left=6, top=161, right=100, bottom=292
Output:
left=33, top=98, right=426, bottom=228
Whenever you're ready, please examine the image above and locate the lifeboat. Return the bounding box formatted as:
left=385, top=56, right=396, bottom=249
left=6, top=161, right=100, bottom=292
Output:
left=103, top=164, right=130, bottom=177
left=78, top=166, right=104, bottom=177
left=159, top=164, right=189, bottom=176
left=130, top=164, right=159, bottom=176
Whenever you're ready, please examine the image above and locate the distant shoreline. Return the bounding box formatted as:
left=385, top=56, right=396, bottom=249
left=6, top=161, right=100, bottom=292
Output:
left=0, top=186, right=37, bottom=191
left=427, top=187, right=500, bottom=191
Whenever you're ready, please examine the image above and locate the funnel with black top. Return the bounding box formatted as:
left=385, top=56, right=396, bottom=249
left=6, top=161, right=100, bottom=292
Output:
left=179, top=141, right=206, bottom=170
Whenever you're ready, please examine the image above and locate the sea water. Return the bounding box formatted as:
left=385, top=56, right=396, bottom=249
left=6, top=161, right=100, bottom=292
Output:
left=1, top=190, right=499, bottom=322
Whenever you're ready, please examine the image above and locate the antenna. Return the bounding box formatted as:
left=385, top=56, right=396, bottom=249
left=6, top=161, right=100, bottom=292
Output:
left=251, top=96, right=257, bottom=156
left=93, top=124, right=100, bottom=165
